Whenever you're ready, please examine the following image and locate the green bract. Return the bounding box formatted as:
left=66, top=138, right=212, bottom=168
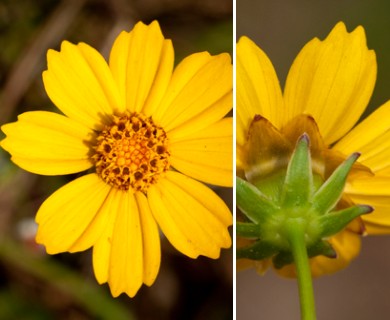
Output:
left=236, top=134, right=372, bottom=268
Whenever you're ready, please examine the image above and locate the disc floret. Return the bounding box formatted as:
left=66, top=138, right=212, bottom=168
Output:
left=93, top=111, right=170, bottom=192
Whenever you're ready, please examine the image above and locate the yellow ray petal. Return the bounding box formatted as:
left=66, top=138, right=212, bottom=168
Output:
left=345, top=176, right=390, bottom=206
left=281, top=38, right=321, bottom=126
left=242, top=115, right=293, bottom=184
left=362, top=151, right=390, bottom=176
left=149, top=172, right=231, bottom=259
left=109, top=21, right=173, bottom=114
left=236, top=144, right=245, bottom=171
left=310, top=228, right=361, bottom=277
left=35, top=174, right=111, bottom=254
left=92, top=190, right=121, bottom=284
left=170, top=118, right=232, bottom=187
left=148, top=184, right=199, bottom=258
left=375, top=166, right=390, bottom=177
left=344, top=176, right=390, bottom=234
left=1, top=111, right=94, bottom=175
left=237, top=36, right=284, bottom=147
left=142, top=40, right=174, bottom=117
left=70, top=188, right=116, bottom=253
left=284, top=22, right=376, bottom=144
left=156, top=52, right=232, bottom=131
left=237, top=258, right=271, bottom=276
left=135, top=192, right=161, bottom=286
left=167, top=91, right=232, bottom=141
left=236, top=237, right=272, bottom=274
left=361, top=205, right=390, bottom=234
left=166, top=171, right=232, bottom=227
left=43, top=41, right=121, bottom=130
left=334, top=101, right=390, bottom=174
left=108, top=191, right=144, bottom=298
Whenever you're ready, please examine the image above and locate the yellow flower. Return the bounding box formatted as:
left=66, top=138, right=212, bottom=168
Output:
left=1, top=21, right=233, bottom=297
left=237, top=22, right=390, bottom=277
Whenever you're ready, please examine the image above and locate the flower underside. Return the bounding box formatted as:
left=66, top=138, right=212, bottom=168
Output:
left=241, top=114, right=371, bottom=186
left=236, top=114, right=372, bottom=267
left=93, top=111, right=170, bottom=192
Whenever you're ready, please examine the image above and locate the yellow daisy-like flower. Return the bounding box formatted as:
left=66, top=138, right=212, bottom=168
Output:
left=1, top=21, right=233, bottom=297
left=237, top=22, right=390, bottom=277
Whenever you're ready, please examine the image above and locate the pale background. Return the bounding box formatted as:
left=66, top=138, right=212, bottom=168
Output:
left=236, top=0, right=390, bottom=319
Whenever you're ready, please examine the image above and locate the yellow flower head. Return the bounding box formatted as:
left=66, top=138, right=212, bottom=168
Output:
left=1, top=21, right=233, bottom=297
left=237, top=22, right=390, bottom=277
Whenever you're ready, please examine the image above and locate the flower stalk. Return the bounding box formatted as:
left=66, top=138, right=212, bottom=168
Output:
left=285, top=219, right=316, bottom=320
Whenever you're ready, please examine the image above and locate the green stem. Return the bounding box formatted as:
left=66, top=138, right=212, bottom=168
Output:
left=286, top=221, right=316, bottom=320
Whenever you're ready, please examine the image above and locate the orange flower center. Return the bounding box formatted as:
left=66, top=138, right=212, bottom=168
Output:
left=93, top=111, right=170, bottom=192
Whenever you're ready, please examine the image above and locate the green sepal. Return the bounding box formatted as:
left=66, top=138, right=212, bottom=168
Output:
left=307, top=240, right=337, bottom=259
left=272, top=251, right=294, bottom=269
left=317, top=205, right=373, bottom=238
left=273, top=240, right=336, bottom=269
left=236, top=221, right=260, bottom=238
left=282, top=134, right=312, bottom=207
left=311, top=153, right=360, bottom=214
left=237, top=130, right=372, bottom=269
left=272, top=251, right=293, bottom=269
left=236, top=176, right=279, bottom=224
left=237, top=239, right=279, bottom=260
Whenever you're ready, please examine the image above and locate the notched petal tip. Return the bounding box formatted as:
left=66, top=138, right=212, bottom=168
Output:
left=60, top=40, right=74, bottom=50
left=328, top=21, right=366, bottom=41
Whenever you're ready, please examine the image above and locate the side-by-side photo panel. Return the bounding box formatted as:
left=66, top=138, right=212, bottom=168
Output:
left=0, top=1, right=233, bottom=319
left=236, top=0, right=390, bottom=319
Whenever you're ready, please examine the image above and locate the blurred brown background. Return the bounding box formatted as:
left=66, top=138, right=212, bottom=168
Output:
left=236, top=0, right=390, bottom=319
left=0, top=0, right=233, bottom=319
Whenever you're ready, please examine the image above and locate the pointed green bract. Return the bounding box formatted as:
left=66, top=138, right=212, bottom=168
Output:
left=311, top=153, right=360, bottom=214
left=237, top=239, right=279, bottom=260
left=282, top=134, right=313, bottom=208
left=307, top=240, right=337, bottom=259
left=236, top=221, right=261, bottom=238
left=273, top=251, right=294, bottom=269
left=237, top=134, right=371, bottom=265
left=317, top=205, right=373, bottom=238
left=273, top=239, right=337, bottom=269
left=236, top=176, right=279, bottom=224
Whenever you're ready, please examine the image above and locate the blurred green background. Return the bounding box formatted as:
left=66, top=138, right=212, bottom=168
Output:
left=237, top=0, right=390, bottom=319
left=0, top=0, right=233, bottom=319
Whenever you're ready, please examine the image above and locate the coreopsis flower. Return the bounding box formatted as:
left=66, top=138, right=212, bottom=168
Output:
left=237, top=22, right=390, bottom=277
left=1, top=21, right=233, bottom=297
